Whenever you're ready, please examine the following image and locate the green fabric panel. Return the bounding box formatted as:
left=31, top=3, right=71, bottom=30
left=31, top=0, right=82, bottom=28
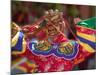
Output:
left=77, top=17, right=96, bottom=29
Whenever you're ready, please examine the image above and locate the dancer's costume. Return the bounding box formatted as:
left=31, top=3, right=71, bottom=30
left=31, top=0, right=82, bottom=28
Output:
left=11, top=16, right=95, bottom=73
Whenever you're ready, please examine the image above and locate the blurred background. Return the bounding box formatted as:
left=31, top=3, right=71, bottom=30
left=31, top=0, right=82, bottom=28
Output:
left=11, top=0, right=96, bottom=72
left=11, top=1, right=96, bottom=25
